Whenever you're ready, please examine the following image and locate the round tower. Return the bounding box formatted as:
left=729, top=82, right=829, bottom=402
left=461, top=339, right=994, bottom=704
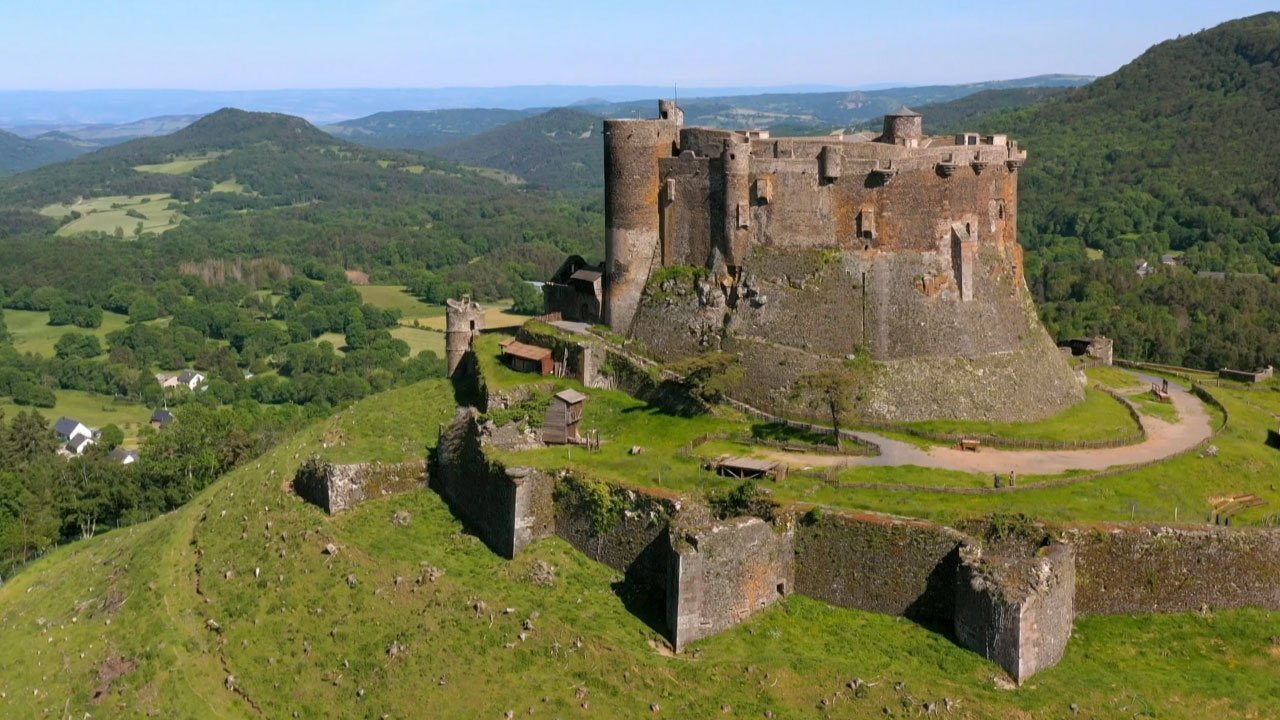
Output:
left=444, top=295, right=484, bottom=378
left=882, top=106, right=923, bottom=147
left=602, top=115, right=679, bottom=334
left=721, top=134, right=752, bottom=269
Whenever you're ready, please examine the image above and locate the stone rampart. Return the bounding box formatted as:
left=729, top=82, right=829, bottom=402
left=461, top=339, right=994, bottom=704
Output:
left=293, top=458, right=426, bottom=515
left=431, top=408, right=554, bottom=558
left=666, top=517, right=794, bottom=651
left=553, top=477, right=676, bottom=593
left=1065, top=525, right=1280, bottom=614
left=954, top=543, right=1075, bottom=684
left=793, top=510, right=968, bottom=621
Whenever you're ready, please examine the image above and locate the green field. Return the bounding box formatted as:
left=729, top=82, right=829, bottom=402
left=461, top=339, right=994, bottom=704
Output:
left=4, top=309, right=131, bottom=356
left=354, top=285, right=441, bottom=322
left=0, top=389, right=153, bottom=447
left=132, top=152, right=225, bottom=175
left=210, top=178, right=248, bottom=194
left=39, top=194, right=185, bottom=236
left=1, top=378, right=1276, bottom=719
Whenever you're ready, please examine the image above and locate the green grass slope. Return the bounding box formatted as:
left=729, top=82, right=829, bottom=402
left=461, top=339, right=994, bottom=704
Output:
left=3, top=378, right=1279, bottom=718
left=430, top=108, right=603, bottom=192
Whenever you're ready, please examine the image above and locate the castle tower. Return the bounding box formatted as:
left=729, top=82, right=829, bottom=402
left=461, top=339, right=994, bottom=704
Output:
left=602, top=101, right=681, bottom=334
left=444, top=296, right=484, bottom=377
left=721, top=135, right=752, bottom=270
left=882, top=106, right=923, bottom=147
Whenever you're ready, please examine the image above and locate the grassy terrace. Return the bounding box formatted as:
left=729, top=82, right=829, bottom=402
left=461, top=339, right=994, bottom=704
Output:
left=0, top=389, right=153, bottom=446
left=899, top=386, right=1139, bottom=443
left=478, top=331, right=1271, bottom=526
left=3, top=378, right=1277, bottom=718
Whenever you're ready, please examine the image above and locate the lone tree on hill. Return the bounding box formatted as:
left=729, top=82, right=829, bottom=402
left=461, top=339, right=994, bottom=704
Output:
left=792, top=354, right=875, bottom=450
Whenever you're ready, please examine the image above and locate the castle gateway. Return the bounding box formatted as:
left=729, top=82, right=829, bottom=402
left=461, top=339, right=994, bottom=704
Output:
left=599, top=101, right=1081, bottom=422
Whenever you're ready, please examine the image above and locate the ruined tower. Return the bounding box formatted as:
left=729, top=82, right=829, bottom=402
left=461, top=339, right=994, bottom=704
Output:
left=600, top=101, right=1083, bottom=423
left=444, top=296, right=484, bottom=378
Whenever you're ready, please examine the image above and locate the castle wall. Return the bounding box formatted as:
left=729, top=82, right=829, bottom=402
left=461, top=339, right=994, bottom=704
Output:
left=666, top=517, right=794, bottom=651
left=954, top=544, right=1075, bottom=684
left=1066, top=525, right=1280, bottom=614
left=293, top=459, right=427, bottom=515
left=553, top=479, right=674, bottom=593
left=431, top=408, right=553, bottom=558
left=793, top=510, right=967, bottom=620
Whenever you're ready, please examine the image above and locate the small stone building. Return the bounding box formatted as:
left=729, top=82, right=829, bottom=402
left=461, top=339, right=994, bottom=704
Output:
left=543, top=389, right=586, bottom=444
left=499, top=338, right=554, bottom=375
left=542, top=255, right=604, bottom=324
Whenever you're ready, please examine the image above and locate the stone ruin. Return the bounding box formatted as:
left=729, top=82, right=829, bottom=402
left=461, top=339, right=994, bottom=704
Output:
left=293, top=457, right=427, bottom=515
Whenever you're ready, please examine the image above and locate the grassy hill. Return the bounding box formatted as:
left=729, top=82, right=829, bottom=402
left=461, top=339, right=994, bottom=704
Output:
left=325, top=108, right=532, bottom=151
left=0, top=129, right=87, bottom=176
left=1, top=377, right=1276, bottom=718
left=0, top=108, right=603, bottom=298
left=429, top=108, right=604, bottom=192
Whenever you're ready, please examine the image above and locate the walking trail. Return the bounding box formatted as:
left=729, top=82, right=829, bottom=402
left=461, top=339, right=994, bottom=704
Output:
left=761, top=373, right=1213, bottom=475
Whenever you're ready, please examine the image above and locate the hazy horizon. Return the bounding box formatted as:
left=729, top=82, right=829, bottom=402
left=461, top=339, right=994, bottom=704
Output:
left=1, top=1, right=1273, bottom=92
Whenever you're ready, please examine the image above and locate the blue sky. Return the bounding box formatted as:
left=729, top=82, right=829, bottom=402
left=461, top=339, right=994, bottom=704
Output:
left=1, top=1, right=1275, bottom=90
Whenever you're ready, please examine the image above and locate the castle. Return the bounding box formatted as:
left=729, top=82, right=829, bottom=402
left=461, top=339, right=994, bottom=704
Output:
left=593, top=101, right=1082, bottom=421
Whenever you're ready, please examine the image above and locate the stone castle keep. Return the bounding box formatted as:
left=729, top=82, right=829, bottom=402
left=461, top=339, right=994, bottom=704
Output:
left=599, top=101, right=1082, bottom=421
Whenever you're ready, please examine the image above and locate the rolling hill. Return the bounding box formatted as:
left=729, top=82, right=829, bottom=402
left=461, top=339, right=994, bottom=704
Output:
left=2, top=378, right=1277, bottom=719
left=976, top=12, right=1280, bottom=270
left=324, top=108, right=532, bottom=151
left=895, top=87, right=1072, bottom=134
left=428, top=107, right=603, bottom=192
left=0, top=129, right=87, bottom=176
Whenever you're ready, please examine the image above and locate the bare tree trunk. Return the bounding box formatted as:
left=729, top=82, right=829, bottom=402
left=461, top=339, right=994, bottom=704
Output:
left=829, top=401, right=843, bottom=451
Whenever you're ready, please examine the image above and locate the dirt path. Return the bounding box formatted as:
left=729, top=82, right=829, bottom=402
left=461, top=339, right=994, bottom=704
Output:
left=764, top=373, right=1213, bottom=475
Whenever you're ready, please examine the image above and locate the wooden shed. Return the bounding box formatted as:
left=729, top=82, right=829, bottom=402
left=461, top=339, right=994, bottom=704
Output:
left=712, top=456, right=787, bottom=481
left=499, top=338, right=554, bottom=375
left=543, top=389, right=587, bottom=444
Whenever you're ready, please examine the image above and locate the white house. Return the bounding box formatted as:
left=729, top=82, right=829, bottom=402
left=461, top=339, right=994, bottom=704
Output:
left=54, top=416, right=92, bottom=443
left=108, top=448, right=140, bottom=465
left=177, top=370, right=206, bottom=390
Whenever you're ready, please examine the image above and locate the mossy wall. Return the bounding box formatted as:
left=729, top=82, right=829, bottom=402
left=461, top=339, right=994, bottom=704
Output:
left=793, top=510, right=968, bottom=621
left=1065, top=525, right=1280, bottom=614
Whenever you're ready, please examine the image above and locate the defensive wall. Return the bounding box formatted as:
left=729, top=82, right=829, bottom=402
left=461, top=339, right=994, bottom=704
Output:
left=602, top=102, right=1082, bottom=423
left=422, top=407, right=1280, bottom=682
left=293, top=458, right=427, bottom=515
left=292, top=408, right=1280, bottom=684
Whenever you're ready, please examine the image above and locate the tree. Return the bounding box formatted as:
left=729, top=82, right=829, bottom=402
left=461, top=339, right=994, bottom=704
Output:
left=98, top=424, right=124, bottom=451
left=509, top=281, right=543, bottom=316
left=3, top=410, right=58, bottom=465
left=792, top=354, right=875, bottom=451
left=670, top=352, right=744, bottom=404
left=54, top=332, right=102, bottom=360
left=128, top=294, right=161, bottom=323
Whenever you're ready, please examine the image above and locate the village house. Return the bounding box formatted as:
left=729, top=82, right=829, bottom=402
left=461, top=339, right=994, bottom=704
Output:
left=54, top=416, right=93, bottom=443
left=156, top=370, right=207, bottom=391
left=108, top=448, right=140, bottom=465
left=150, top=408, right=175, bottom=429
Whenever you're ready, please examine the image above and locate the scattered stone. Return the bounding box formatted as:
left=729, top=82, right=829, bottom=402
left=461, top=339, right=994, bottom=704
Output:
left=505, top=712, right=514, bottom=719
left=224, top=570, right=234, bottom=581
left=474, top=600, right=488, bottom=615
left=345, top=575, right=358, bottom=588
left=575, top=687, right=589, bottom=700
left=529, top=610, right=540, bottom=620
left=721, top=704, right=731, bottom=714
left=522, top=618, right=534, bottom=631
left=527, top=560, right=556, bottom=587
left=1069, top=703, right=1080, bottom=715
left=224, top=675, right=235, bottom=691
left=629, top=446, right=644, bottom=455
left=392, top=510, right=412, bottom=527
left=387, top=641, right=404, bottom=659
left=420, top=565, right=445, bottom=584
left=205, top=619, right=221, bottom=633
left=323, top=544, right=339, bottom=556
left=504, top=607, right=516, bottom=615
left=650, top=702, right=660, bottom=713
left=356, top=687, right=365, bottom=698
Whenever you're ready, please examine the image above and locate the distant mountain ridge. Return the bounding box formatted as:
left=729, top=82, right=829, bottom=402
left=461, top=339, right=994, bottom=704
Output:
left=428, top=108, right=603, bottom=192
left=325, top=108, right=532, bottom=150
left=0, top=129, right=86, bottom=176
